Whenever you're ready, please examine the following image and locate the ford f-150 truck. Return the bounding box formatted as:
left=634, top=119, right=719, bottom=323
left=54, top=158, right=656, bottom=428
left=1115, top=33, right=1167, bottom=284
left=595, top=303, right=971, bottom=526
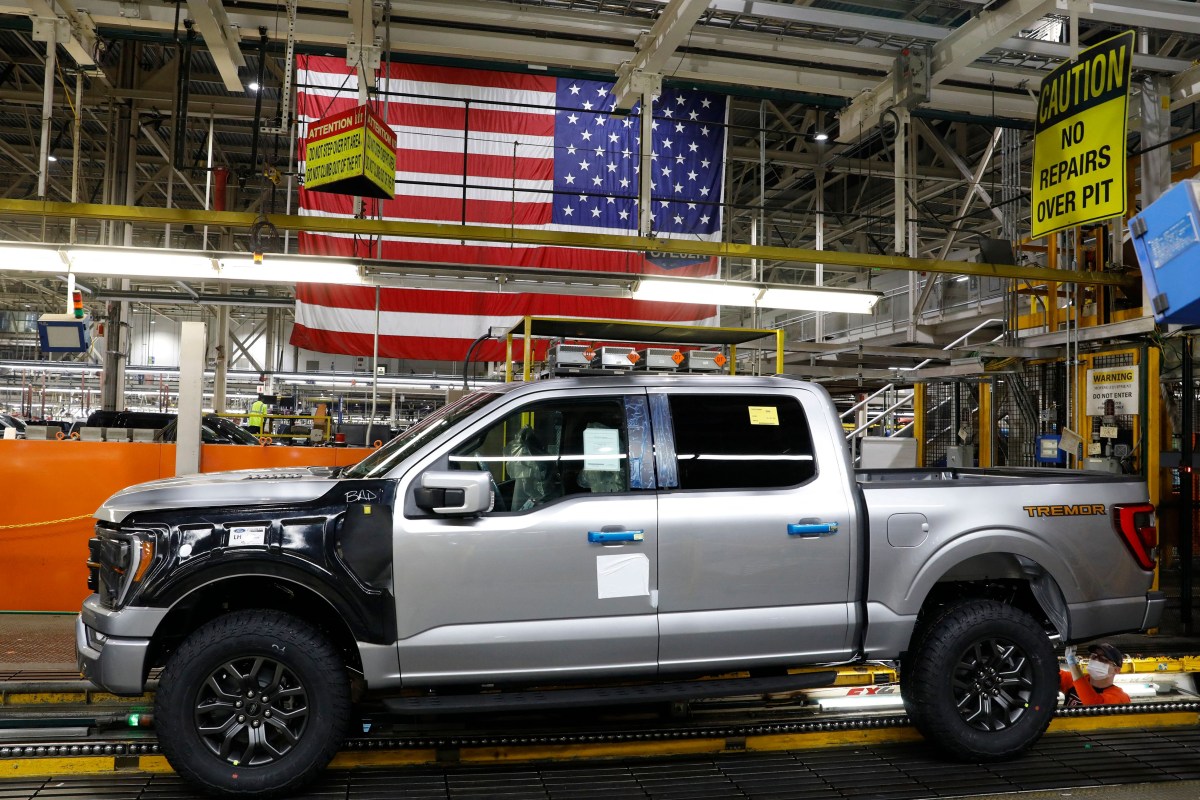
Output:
left=77, top=376, right=1163, bottom=796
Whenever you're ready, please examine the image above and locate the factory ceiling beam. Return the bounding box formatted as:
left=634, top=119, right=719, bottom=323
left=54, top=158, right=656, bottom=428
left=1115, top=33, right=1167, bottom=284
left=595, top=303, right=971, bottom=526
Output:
left=1085, top=0, right=1200, bottom=35
left=0, top=199, right=1135, bottom=287
left=611, top=0, right=710, bottom=110
left=184, top=0, right=246, bottom=92
left=1, top=0, right=1187, bottom=75
left=393, top=23, right=1037, bottom=120
left=24, top=0, right=108, bottom=82
left=695, top=0, right=1184, bottom=73
left=347, top=0, right=384, bottom=88
left=839, top=0, right=1054, bottom=138
left=0, top=88, right=260, bottom=122
left=90, top=289, right=294, bottom=307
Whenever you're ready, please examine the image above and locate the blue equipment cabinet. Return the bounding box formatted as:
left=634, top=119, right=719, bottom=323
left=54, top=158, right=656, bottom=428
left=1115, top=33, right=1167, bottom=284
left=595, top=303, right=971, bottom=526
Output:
left=1130, top=179, right=1200, bottom=324
left=1035, top=434, right=1065, bottom=465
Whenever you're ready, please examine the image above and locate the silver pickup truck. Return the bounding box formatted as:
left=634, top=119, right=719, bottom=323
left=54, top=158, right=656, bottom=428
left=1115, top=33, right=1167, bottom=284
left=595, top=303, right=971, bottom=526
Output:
left=77, top=375, right=1163, bottom=797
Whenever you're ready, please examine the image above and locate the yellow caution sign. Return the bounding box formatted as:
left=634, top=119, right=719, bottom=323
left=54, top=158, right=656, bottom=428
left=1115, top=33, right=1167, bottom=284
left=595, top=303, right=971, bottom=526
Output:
left=1031, top=30, right=1134, bottom=239
left=304, top=104, right=397, bottom=200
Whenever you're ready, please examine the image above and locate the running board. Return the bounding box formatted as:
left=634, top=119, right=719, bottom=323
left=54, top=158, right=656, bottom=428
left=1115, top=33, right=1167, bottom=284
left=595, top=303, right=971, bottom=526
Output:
left=380, top=671, right=838, bottom=714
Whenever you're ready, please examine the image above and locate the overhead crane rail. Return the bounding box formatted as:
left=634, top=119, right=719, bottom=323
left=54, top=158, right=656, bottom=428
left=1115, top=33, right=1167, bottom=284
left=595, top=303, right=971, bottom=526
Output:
left=0, top=199, right=1136, bottom=287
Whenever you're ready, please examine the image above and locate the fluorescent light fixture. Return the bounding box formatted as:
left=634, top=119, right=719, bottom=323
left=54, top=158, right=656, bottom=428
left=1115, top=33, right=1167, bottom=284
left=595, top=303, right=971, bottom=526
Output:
left=0, top=245, right=68, bottom=272
left=248, top=81, right=261, bottom=91
left=813, top=132, right=829, bottom=142
left=954, top=275, right=968, bottom=283
left=759, top=286, right=880, bottom=314
left=47, top=155, right=58, bottom=162
left=67, top=248, right=217, bottom=279
left=634, top=278, right=760, bottom=307
left=219, top=256, right=366, bottom=285
left=635, top=278, right=880, bottom=314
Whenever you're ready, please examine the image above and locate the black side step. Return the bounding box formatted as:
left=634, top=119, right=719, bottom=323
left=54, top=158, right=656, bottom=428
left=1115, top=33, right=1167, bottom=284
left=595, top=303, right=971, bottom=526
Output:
left=380, top=670, right=838, bottom=714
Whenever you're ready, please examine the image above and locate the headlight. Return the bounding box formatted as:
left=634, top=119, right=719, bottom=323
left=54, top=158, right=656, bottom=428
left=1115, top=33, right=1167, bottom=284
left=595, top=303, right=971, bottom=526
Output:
left=90, top=524, right=161, bottom=607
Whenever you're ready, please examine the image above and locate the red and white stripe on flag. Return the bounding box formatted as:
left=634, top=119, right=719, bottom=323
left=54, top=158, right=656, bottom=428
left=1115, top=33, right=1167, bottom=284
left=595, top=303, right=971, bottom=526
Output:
left=292, top=285, right=719, bottom=363
left=292, top=56, right=727, bottom=362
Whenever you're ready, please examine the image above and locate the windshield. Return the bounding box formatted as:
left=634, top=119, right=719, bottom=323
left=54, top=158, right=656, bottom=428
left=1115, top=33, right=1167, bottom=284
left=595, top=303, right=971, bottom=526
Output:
left=344, top=390, right=504, bottom=479
left=0, top=413, right=24, bottom=431
left=205, top=415, right=262, bottom=445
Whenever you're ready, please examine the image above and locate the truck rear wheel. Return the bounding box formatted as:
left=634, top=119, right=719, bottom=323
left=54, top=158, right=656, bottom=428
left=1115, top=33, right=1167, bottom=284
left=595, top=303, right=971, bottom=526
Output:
left=903, top=599, right=1057, bottom=761
left=154, top=610, right=350, bottom=797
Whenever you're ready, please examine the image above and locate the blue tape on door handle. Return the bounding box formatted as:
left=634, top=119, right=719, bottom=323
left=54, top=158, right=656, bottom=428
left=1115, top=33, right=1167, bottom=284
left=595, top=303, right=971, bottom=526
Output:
left=588, top=530, right=645, bottom=543
left=787, top=522, right=838, bottom=536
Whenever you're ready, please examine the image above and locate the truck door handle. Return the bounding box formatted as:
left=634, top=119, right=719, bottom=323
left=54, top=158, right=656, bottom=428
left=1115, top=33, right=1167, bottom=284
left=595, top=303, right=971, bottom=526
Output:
left=588, top=530, right=645, bottom=543
left=787, top=522, right=838, bottom=537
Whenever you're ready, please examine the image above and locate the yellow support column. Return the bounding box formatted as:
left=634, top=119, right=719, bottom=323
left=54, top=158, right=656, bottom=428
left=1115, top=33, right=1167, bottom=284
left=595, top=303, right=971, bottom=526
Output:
left=730, top=345, right=737, bottom=376
left=505, top=334, right=514, bottom=383
left=1145, top=345, right=1161, bottom=594
left=776, top=329, right=785, bottom=375
left=914, top=383, right=926, bottom=468
left=1047, top=232, right=1060, bottom=333
left=522, top=317, right=533, bottom=382
left=978, top=381, right=993, bottom=468
left=1074, top=354, right=1089, bottom=469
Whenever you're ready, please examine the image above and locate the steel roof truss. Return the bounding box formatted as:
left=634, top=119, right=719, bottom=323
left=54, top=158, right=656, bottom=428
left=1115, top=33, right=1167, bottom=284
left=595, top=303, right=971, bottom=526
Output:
left=839, top=0, right=1054, bottom=138
left=184, top=0, right=246, bottom=92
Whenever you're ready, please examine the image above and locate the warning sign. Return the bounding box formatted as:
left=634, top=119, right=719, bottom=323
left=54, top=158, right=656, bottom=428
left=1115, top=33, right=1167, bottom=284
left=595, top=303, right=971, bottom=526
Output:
left=304, top=104, right=397, bottom=200
left=1086, top=365, right=1139, bottom=416
left=1031, top=30, right=1134, bottom=240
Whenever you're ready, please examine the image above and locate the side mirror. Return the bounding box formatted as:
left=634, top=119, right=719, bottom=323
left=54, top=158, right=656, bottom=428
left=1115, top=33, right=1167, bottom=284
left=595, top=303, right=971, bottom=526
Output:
left=414, top=471, right=493, bottom=516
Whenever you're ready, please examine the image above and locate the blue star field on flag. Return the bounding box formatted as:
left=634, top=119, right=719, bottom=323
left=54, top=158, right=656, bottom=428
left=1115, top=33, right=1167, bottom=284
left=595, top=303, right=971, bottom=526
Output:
left=551, top=79, right=726, bottom=237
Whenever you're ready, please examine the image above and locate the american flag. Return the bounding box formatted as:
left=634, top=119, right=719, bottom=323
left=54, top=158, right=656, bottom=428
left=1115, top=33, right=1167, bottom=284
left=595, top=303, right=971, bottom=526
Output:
left=292, top=57, right=727, bottom=362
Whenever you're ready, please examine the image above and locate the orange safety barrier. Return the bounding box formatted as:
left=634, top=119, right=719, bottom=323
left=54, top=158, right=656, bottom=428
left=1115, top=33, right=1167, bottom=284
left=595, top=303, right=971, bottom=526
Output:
left=0, top=441, right=373, bottom=612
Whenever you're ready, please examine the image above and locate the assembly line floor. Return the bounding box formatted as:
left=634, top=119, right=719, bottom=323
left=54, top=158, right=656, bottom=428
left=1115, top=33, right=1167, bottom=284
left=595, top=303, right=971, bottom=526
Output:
left=4, top=613, right=1200, bottom=800
left=3, top=731, right=1200, bottom=799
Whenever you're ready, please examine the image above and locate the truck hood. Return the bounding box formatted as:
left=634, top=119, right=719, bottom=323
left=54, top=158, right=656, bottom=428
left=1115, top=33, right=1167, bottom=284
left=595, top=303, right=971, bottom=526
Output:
left=95, top=466, right=342, bottom=523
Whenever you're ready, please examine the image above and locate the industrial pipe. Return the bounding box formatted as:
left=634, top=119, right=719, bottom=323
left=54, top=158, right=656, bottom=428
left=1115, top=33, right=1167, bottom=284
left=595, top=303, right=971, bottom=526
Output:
left=172, top=20, right=196, bottom=171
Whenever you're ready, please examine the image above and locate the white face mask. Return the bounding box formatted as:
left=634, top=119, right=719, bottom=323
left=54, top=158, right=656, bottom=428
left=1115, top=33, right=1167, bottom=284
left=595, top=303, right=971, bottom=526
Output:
left=1088, top=661, right=1113, bottom=681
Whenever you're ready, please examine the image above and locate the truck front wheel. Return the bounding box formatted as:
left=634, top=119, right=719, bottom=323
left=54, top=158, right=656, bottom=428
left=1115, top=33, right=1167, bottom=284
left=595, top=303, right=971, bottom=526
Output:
left=154, top=610, right=351, bottom=797
left=904, top=599, right=1057, bottom=761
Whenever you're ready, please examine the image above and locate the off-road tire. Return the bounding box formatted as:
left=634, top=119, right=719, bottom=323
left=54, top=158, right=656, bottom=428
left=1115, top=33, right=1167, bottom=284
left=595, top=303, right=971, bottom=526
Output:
left=154, top=610, right=351, bottom=797
left=904, top=599, right=1057, bottom=761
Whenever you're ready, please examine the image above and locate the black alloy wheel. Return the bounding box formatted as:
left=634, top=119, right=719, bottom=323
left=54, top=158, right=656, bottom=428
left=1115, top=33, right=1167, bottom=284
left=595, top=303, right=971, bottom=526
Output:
left=951, top=635, right=1035, bottom=731
left=195, top=655, right=310, bottom=766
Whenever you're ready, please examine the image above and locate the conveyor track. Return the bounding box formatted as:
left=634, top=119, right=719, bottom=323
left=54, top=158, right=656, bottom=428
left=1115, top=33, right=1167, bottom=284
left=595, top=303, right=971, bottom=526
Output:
left=1, top=700, right=1197, bottom=759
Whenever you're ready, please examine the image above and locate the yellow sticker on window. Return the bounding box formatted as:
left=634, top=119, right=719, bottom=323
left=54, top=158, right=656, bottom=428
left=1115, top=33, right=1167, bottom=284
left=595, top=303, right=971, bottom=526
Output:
left=748, top=406, right=779, bottom=425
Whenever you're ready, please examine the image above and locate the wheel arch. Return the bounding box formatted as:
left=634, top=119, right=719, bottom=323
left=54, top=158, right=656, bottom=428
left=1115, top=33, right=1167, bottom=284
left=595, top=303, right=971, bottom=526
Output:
left=907, top=551, right=1071, bottom=649
left=903, top=530, right=1075, bottom=630
left=145, top=575, right=365, bottom=679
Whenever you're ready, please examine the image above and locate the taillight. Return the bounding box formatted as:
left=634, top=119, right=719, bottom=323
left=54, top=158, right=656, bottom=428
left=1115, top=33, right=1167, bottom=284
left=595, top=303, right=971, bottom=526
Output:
left=1112, top=502, right=1157, bottom=571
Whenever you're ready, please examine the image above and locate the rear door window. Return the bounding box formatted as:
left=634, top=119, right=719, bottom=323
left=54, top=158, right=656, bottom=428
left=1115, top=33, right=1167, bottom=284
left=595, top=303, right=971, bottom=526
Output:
left=665, top=394, right=816, bottom=490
